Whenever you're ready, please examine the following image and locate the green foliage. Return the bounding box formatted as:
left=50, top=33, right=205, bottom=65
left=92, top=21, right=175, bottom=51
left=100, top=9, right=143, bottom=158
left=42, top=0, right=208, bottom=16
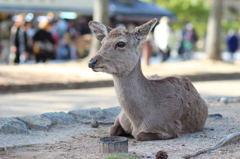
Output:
left=141, top=0, right=210, bottom=37
left=222, top=20, right=239, bottom=32
left=155, top=0, right=209, bottom=21
left=141, top=0, right=240, bottom=41
left=105, top=153, right=141, bottom=159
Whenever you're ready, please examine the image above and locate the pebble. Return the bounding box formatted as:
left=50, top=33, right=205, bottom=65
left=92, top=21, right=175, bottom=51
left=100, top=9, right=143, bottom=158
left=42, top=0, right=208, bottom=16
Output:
left=220, top=97, right=229, bottom=104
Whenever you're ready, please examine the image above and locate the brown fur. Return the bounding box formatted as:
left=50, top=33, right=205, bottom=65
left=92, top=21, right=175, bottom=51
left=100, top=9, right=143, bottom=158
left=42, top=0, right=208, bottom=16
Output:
left=88, top=19, right=208, bottom=141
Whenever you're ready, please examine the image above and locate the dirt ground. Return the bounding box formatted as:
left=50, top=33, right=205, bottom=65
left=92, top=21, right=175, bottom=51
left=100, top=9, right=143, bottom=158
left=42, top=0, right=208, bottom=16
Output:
left=0, top=60, right=240, bottom=158
left=0, top=59, right=240, bottom=87
left=0, top=100, right=240, bottom=159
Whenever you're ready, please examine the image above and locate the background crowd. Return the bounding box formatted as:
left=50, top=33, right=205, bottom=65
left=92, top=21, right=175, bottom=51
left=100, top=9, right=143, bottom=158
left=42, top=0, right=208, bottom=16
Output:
left=151, top=16, right=239, bottom=63
left=0, top=13, right=91, bottom=64
left=0, top=14, right=239, bottom=65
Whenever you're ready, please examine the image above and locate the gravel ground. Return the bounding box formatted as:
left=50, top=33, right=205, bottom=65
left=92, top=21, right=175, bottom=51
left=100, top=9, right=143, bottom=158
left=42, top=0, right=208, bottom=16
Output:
left=0, top=60, right=240, bottom=159
left=0, top=101, right=240, bottom=159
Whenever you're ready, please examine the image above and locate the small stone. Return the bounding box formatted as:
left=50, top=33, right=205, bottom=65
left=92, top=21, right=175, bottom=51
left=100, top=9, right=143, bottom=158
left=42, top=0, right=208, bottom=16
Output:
left=145, top=152, right=153, bottom=158
left=208, top=113, right=223, bottom=119
left=91, top=117, right=99, bottom=128
left=220, top=97, right=229, bottom=104
left=155, top=150, right=168, bottom=159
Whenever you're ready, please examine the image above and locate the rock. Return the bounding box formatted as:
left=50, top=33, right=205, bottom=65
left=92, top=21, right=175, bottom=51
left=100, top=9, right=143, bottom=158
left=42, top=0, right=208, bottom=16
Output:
left=229, top=97, right=240, bottom=103
left=102, top=106, right=121, bottom=117
left=208, top=113, right=223, bottom=119
left=220, top=97, right=229, bottom=104
left=91, top=117, right=99, bottom=128
left=17, top=115, right=53, bottom=131
left=145, top=152, right=154, bottom=158
left=42, top=112, right=76, bottom=125
left=69, top=106, right=121, bottom=124
left=69, top=107, right=106, bottom=123
left=0, top=117, right=28, bottom=133
left=0, top=107, right=122, bottom=134
left=155, top=150, right=168, bottom=159
left=102, top=106, right=121, bottom=124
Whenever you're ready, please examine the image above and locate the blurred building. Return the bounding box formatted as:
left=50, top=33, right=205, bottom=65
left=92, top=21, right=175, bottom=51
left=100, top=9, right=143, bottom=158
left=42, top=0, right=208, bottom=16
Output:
left=0, top=0, right=93, bottom=15
left=109, top=0, right=175, bottom=22
left=0, top=0, right=175, bottom=22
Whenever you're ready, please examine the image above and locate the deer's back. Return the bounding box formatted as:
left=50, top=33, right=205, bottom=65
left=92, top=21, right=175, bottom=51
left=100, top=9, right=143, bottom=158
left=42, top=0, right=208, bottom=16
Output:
left=148, top=76, right=208, bottom=133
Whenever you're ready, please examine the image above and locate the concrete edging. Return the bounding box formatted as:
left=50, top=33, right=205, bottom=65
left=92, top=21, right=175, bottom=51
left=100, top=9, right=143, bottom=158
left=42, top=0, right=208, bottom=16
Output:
left=0, top=106, right=121, bottom=134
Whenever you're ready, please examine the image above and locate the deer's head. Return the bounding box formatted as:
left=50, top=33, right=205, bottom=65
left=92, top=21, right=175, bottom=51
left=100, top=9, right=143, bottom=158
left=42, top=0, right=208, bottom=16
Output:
left=88, top=18, right=157, bottom=76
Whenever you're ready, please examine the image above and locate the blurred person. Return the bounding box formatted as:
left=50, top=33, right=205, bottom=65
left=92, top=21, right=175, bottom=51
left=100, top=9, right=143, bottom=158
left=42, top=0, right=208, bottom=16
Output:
left=55, top=18, right=68, bottom=40
left=67, top=21, right=78, bottom=40
left=153, top=16, right=171, bottom=62
left=182, top=23, right=198, bottom=60
left=25, top=21, right=35, bottom=60
left=226, top=29, right=239, bottom=61
left=177, top=22, right=187, bottom=58
left=33, top=20, right=55, bottom=63
left=57, top=31, right=77, bottom=60
left=0, top=15, right=12, bottom=64
left=10, top=14, right=29, bottom=64
left=78, top=17, right=90, bottom=35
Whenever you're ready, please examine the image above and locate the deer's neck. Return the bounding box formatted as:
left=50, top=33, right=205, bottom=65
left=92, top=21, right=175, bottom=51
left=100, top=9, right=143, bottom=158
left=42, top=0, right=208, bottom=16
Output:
left=113, top=59, right=147, bottom=89
left=112, top=59, right=148, bottom=123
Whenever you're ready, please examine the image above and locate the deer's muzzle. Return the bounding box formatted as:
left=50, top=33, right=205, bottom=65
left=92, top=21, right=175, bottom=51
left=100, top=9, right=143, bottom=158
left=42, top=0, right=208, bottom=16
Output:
left=88, top=59, right=98, bottom=68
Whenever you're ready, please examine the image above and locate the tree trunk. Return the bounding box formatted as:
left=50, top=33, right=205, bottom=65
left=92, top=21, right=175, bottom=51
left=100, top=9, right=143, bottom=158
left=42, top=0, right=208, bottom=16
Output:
left=88, top=0, right=109, bottom=59
left=205, top=0, right=223, bottom=61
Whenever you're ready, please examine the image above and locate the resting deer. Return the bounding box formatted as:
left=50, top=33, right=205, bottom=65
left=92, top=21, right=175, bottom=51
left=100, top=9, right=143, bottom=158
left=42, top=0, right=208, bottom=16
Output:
left=88, top=18, right=208, bottom=141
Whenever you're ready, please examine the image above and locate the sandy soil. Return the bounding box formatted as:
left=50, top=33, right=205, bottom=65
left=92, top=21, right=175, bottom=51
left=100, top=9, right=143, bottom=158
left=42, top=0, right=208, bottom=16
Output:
left=0, top=101, right=240, bottom=159
left=0, top=60, right=240, bottom=158
left=0, top=60, right=240, bottom=86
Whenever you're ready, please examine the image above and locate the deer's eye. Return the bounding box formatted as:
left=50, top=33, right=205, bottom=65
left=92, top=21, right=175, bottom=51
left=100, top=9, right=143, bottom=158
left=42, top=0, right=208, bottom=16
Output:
left=116, top=42, right=125, bottom=48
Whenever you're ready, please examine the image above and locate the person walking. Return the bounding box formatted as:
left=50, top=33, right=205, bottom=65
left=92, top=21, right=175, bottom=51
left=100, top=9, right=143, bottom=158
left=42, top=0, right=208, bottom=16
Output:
left=10, top=14, right=29, bottom=64
left=33, top=20, right=55, bottom=63
left=0, top=16, right=12, bottom=64
left=226, top=29, right=239, bottom=61
left=153, top=16, right=171, bottom=62
left=182, top=23, right=198, bottom=60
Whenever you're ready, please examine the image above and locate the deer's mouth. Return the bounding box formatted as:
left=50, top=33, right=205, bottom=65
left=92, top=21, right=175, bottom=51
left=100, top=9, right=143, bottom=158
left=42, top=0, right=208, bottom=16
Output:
left=92, top=67, right=104, bottom=72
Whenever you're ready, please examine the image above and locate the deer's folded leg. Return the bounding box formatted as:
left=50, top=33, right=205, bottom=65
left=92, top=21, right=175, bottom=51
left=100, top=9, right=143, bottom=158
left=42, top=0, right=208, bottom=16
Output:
left=135, top=131, right=178, bottom=141
left=109, top=116, right=125, bottom=136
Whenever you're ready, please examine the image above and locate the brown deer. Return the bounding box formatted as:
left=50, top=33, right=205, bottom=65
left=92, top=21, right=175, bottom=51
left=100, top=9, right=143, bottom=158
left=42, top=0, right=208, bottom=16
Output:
left=88, top=18, right=208, bottom=141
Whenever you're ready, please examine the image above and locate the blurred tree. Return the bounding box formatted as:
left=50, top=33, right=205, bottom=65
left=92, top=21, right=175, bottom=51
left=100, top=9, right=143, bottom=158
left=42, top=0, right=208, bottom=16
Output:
left=88, top=0, right=109, bottom=59
left=141, top=0, right=240, bottom=61
left=205, top=0, right=223, bottom=61
left=222, top=0, right=240, bottom=32
left=143, top=0, right=210, bottom=37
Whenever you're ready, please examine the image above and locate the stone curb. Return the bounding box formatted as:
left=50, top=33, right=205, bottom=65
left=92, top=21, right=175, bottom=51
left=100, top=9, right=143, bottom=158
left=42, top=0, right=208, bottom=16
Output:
left=0, top=80, right=114, bottom=94
left=0, top=73, right=240, bottom=94
left=2, top=98, right=239, bottom=134
left=0, top=106, right=121, bottom=134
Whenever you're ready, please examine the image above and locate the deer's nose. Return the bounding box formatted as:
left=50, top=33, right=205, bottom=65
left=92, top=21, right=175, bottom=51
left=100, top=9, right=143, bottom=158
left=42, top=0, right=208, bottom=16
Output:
left=88, top=60, right=98, bottom=68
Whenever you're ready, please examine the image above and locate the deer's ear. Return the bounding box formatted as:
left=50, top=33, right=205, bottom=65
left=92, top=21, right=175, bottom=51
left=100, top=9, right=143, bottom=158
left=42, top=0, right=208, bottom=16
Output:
left=88, top=21, right=112, bottom=41
left=134, top=18, right=158, bottom=41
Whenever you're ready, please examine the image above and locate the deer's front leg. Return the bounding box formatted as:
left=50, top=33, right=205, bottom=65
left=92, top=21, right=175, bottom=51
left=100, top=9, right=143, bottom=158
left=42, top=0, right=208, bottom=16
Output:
left=109, top=116, right=125, bottom=136
left=135, top=132, right=174, bottom=141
